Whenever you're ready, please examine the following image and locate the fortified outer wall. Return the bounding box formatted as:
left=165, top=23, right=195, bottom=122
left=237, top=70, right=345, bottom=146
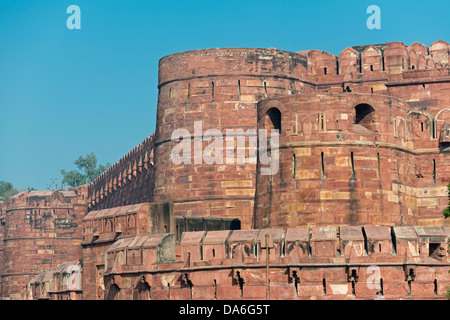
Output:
left=28, top=226, right=450, bottom=300
left=0, top=187, right=88, bottom=299
left=84, top=40, right=449, bottom=230
left=8, top=40, right=450, bottom=300
left=255, top=91, right=450, bottom=228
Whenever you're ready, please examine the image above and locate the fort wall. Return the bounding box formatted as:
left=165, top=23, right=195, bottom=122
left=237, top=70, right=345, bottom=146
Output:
left=28, top=226, right=450, bottom=300
left=83, top=41, right=449, bottom=231
left=4, top=39, right=450, bottom=300
left=0, top=187, right=87, bottom=299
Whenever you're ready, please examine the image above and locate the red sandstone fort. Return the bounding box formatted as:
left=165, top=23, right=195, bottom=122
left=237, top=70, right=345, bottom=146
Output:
left=1, top=40, right=449, bottom=300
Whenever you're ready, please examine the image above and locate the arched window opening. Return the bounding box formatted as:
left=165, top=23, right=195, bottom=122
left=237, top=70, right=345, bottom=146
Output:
left=354, top=104, right=376, bottom=131
left=266, top=107, right=281, bottom=132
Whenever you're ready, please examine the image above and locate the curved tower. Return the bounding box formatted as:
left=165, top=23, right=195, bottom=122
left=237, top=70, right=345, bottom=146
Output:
left=153, top=48, right=312, bottom=228
left=254, top=91, right=450, bottom=228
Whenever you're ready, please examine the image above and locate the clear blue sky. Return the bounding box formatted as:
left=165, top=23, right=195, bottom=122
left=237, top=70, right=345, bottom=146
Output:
left=0, top=0, right=448, bottom=190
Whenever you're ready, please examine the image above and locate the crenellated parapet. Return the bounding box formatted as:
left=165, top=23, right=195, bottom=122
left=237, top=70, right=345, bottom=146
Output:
left=87, top=133, right=156, bottom=211
left=304, top=41, right=449, bottom=87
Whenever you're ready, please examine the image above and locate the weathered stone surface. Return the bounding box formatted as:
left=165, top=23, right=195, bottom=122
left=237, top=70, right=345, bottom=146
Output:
left=3, top=40, right=450, bottom=300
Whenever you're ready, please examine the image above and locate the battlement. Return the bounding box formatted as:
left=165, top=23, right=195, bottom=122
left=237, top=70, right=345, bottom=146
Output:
left=301, top=41, right=448, bottom=85
left=2, top=187, right=87, bottom=210
left=87, top=133, right=156, bottom=211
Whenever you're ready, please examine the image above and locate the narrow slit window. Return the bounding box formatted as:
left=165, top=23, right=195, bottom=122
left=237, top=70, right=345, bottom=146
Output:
left=319, top=113, right=325, bottom=131
left=292, top=271, right=299, bottom=297
left=380, top=278, right=384, bottom=296
left=292, top=153, right=296, bottom=179
left=434, top=279, right=437, bottom=295
left=211, top=82, right=215, bottom=102
left=432, top=159, right=436, bottom=184
left=187, top=83, right=190, bottom=103
left=351, top=152, right=355, bottom=178
left=322, top=278, right=327, bottom=295
left=214, top=280, right=217, bottom=299
left=408, top=279, right=412, bottom=296
left=321, top=152, right=325, bottom=178
left=396, top=154, right=400, bottom=180
left=324, top=67, right=327, bottom=75
left=377, top=152, right=381, bottom=179
left=264, top=81, right=268, bottom=98
left=238, top=80, right=241, bottom=101
left=370, top=65, right=373, bottom=72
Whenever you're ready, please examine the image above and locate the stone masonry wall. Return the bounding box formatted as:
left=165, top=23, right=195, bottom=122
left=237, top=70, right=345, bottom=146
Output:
left=0, top=187, right=87, bottom=299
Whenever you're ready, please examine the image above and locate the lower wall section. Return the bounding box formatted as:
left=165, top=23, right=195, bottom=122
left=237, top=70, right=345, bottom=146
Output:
left=27, top=226, right=450, bottom=300
left=103, top=264, right=449, bottom=300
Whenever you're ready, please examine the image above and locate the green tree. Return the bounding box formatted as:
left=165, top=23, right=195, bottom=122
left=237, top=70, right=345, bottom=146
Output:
left=0, top=181, right=19, bottom=201
left=59, top=152, right=111, bottom=188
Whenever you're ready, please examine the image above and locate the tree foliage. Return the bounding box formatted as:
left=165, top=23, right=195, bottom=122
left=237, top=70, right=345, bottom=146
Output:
left=0, top=181, right=19, bottom=201
left=59, top=152, right=111, bottom=189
